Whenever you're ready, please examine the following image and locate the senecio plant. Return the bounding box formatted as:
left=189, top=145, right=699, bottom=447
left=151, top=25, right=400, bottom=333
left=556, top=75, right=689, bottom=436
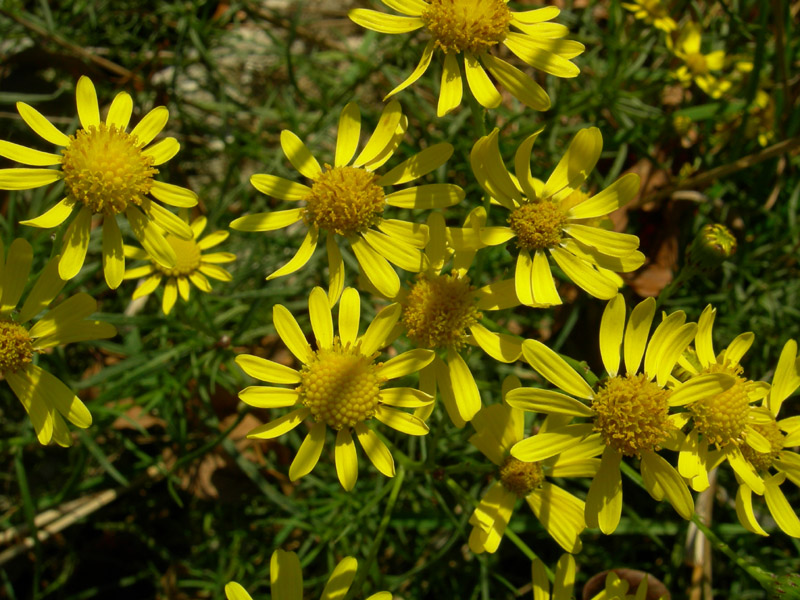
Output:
left=0, top=0, right=797, bottom=598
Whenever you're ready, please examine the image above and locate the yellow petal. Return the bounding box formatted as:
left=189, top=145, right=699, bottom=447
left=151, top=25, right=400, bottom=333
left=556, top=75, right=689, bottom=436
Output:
left=235, top=354, right=300, bottom=384
left=599, top=294, right=625, bottom=376
left=17, top=257, right=65, bottom=324
left=335, top=102, right=361, bottom=168
left=16, top=102, right=69, bottom=146
left=309, top=286, right=333, bottom=348
left=641, top=451, right=694, bottom=519
left=360, top=302, right=402, bottom=356
left=378, top=143, right=454, bottom=186
left=320, top=556, right=358, bottom=600
left=362, top=229, right=427, bottom=273
left=6, top=368, right=54, bottom=445
left=550, top=246, right=619, bottom=300
left=142, top=137, right=180, bottom=166
left=0, top=139, right=62, bottom=166
left=695, top=305, right=717, bottom=367
left=250, top=174, right=311, bottom=201
left=469, top=323, right=522, bottom=363
left=150, top=180, right=198, bottom=207
left=374, top=406, right=429, bottom=435
left=669, top=372, right=735, bottom=406
left=267, top=227, right=318, bottom=280
left=1, top=238, right=33, bottom=313
left=102, top=215, right=125, bottom=289
left=482, top=53, right=550, bottom=111
left=348, top=9, right=424, bottom=33
left=443, top=348, right=481, bottom=422
left=545, top=127, right=603, bottom=200
left=567, top=173, right=640, bottom=220
left=384, top=183, right=464, bottom=209
left=338, top=287, right=360, bottom=346
left=349, top=234, right=399, bottom=298
left=273, top=304, right=313, bottom=363
left=585, top=446, right=623, bottom=533
left=353, top=100, right=403, bottom=168
left=526, top=483, right=585, bottom=553
left=379, top=387, right=433, bottom=408
left=334, top=429, right=359, bottom=491
left=162, top=278, right=178, bottom=314
left=247, top=408, right=310, bottom=440
left=511, top=424, right=595, bottom=461
left=225, top=582, right=254, bottom=600
left=20, top=197, right=75, bottom=228
left=131, top=106, right=169, bottom=147
left=270, top=549, right=303, bottom=600
left=289, top=421, right=326, bottom=481
left=355, top=422, right=395, bottom=477
left=505, top=388, right=594, bottom=417
left=106, top=91, right=133, bottom=130
left=385, top=40, right=435, bottom=100
left=280, top=129, right=322, bottom=179
left=0, top=167, right=62, bottom=190
left=58, top=206, right=93, bottom=280
left=735, top=485, right=768, bottom=536
left=238, top=386, right=299, bottom=409
left=75, top=76, right=100, bottom=129
left=564, top=224, right=640, bottom=257
left=764, top=474, right=800, bottom=537
left=376, top=348, right=434, bottom=379
left=521, top=339, right=594, bottom=399
left=624, top=297, right=655, bottom=375
left=504, top=33, right=580, bottom=77
left=465, top=53, right=502, bottom=109
left=126, top=205, right=176, bottom=269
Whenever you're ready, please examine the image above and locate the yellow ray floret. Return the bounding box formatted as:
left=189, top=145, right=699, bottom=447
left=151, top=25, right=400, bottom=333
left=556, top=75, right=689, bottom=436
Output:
left=0, top=76, right=198, bottom=289
left=349, top=0, right=584, bottom=116
left=0, top=239, right=116, bottom=446
left=235, top=286, right=434, bottom=490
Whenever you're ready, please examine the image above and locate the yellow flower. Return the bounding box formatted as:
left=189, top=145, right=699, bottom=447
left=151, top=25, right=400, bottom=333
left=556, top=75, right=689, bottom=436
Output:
left=122, top=213, right=235, bottom=314
left=668, top=23, right=731, bottom=98
left=349, top=1, right=584, bottom=116
left=0, top=239, right=116, bottom=446
left=230, top=101, right=463, bottom=300
left=621, top=0, right=677, bottom=33
left=0, top=76, right=198, bottom=289
left=471, top=127, right=644, bottom=306
left=508, top=295, right=735, bottom=533
left=388, top=210, right=521, bottom=426
left=225, top=549, right=392, bottom=600
left=533, top=554, right=658, bottom=600
left=680, top=330, right=800, bottom=538
left=235, top=287, right=434, bottom=490
left=468, top=376, right=597, bottom=554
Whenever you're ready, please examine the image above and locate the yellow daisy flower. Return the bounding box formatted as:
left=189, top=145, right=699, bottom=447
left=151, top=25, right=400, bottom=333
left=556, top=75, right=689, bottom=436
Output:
left=122, top=214, right=235, bottom=315
left=0, top=238, right=116, bottom=446
left=235, top=287, right=434, bottom=490
left=349, top=1, right=584, bottom=116
left=676, top=305, right=779, bottom=495
left=621, top=0, right=677, bottom=33
left=387, top=210, right=521, bottom=427
left=230, top=101, right=463, bottom=300
left=508, top=294, right=735, bottom=533
left=668, top=23, right=731, bottom=98
left=683, top=335, right=800, bottom=538
left=468, top=376, right=598, bottom=554
left=533, top=554, right=658, bottom=600
left=225, top=549, right=392, bottom=600
left=471, top=127, right=644, bottom=306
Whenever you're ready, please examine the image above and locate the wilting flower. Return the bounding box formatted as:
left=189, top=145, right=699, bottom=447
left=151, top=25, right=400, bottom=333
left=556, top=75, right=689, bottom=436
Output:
left=236, top=287, right=434, bottom=490
left=468, top=376, right=597, bottom=554
left=471, top=127, right=643, bottom=306
left=509, top=295, right=734, bottom=533
left=231, top=101, right=463, bottom=300
left=349, top=1, right=583, bottom=116
left=0, top=239, right=115, bottom=445
left=225, top=548, right=392, bottom=600
left=0, top=76, right=197, bottom=288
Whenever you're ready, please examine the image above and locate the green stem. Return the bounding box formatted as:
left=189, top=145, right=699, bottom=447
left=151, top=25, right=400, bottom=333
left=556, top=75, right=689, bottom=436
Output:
left=655, top=266, right=696, bottom=309
left=347, top=466, right=406, bottom=600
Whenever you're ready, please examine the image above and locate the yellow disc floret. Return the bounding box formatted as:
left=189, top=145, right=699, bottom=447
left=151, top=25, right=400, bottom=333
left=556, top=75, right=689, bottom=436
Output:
left=152, top=235, right=202, bottom=277
left=499, top=456, right=545, bottom=497
left=592, top=373, right=673, bottom=457
left=508, top=201, right=568, bottom=251
left=303, top=165, right=385, bottom=235
left=61, top=123, right=157, bottom=214
left=421, top=0, right=512, bottom=55
left=0, top=320, right=34, bottom=374
left=298, top=340, right=383, bottom=430
left=401, top=274, right=481, bottom=350
left=689, top=363, right=751, bottom=447
left=741, top=418, right=785, bottom=473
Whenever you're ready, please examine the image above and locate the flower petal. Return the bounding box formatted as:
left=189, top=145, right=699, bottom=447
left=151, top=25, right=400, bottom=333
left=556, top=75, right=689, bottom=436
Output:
left=669, top=372, right=736, bottom=406
left=309, top=286, right=333, bottom=348
left=273, top=304, right=313, bottom=364
left=247, top=408, right=310, bottom=440
left=360, top=302, right=402, bottom=356
left=481, top=53, right=550, bottom=111
left=505, top=388, right=594, bottom=417
left=378, top=143, right=454, bottom=187
left=75, top=76, right=100, bottom=129
left=469, top=323, right=522, bottom=363
left=102, top=215, right=125, bottom=289
left=764, top=474, right=800, bottom=537
left=567, top=173, right=640, bottom=220
left=17, top=257, right=65, bottom=324
left=355, top=422, right=395, bottom=477
left=16, top=102, right=69, bottom=146
left=464, top=52, right=502, bottom=108
left=349, top=234, right=399, bottom=298
left=224, top=582, right=253, bottom=600
left=585, top=446, right=623, bottom=533
left=131, top=106, right=169, bottom=147
left=385, top=40, right=435, bottom=100
left=384, top=183, right=464, bottom=209
left=521, top=339, right=594, bottom=399
left=270, top=549, right=303, bottom=600
left=353, top=100, right=403, bottom=168
left=19, top=197, right=75, bottom=229
left=280, top=130, right=322, bottom=179
left=335, top=102, right=361, bottom=168
left=550, top=246, right=619, bottom=299
left=0, top=140, right=62, bottom=166
left=126, top=205, right=177, bottom=269
left=235, top=354, right=300, bottom=384
left=348, top=9, right=424, bottom=33
left=0, top=167, right=62, bottom=190
left=320, top=556, right=358, bottom=600
left=58, top=206, right=93, bottom=280
left=531, top=249, right=562, bottom=306
left=239, top=386, right=299, bottom=409
left=374, top=406, right=429, bottom=435
left=149, top=180, right=199, bottom=207
left=106, top=91, right=133, bottom=129
left=142, top=137, right=180, bottom=166
left=376, top=348, right=434, bottom=380
left=267, top=227, right=318, bottom=280
left=511, top=424, right=595, bottom=461
left=250, top=174, right=311, bottom=201
left=735, top=484, right=768, bottom=536
left=641, top=451, right=694, bottom=519
left=289, top=421, right=326, bottom=481
left=335, top=428, right=359, bottom=491
left=526, top=483, right=585, bottom=553
left=1, top=238, right=33, bottom=313
left=624, top=297, right=656, bottom=375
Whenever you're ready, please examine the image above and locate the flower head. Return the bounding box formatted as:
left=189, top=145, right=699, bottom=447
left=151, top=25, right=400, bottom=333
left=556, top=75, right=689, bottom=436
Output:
left=622, top=0, right=677, bottom=33
left=123, top=213, right=235, bottom=314
left=0, top=76, right=198, bottom=288
left=235, top=287, right=434, bottom=490
left=471, top=127, right=644, bottom=306
left=225, top=548, right=392, bottom=600
left=468, top=376, right=598, bottom=554
left=349, top=1, right=584, bottom=116
left=508, top=295, right=735, bottom=533
left=0, top=239, right=116, bottom=446
left=669, top=23, right=731, bottom=98
left=230, top=101, right=463, bottom=301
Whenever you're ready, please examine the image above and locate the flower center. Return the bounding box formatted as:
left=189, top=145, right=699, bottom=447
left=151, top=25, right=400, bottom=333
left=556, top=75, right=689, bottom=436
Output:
left=401, top=274, right=481, bottom=350
left=685, top=53, right=709, bottom=76
left=152, top=235, right=202, bottom=277
left=591, top=373, right=673, bottom=457
left=303, top=165, right=385, bottom=235
left=499, top=456, right=544, bottom=497
left=421, top=0, right=511, bottom=55
left=741, top=418, right=784, bottom=473
left=688, top=363, right=751, bottom=448
left=61, top=123, right=157, bottom=214
left=0, top=320, right=34, bottom=373
left=298, top=340, right=384, bottom=430
left=508, top=201, right=567, bottom=251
